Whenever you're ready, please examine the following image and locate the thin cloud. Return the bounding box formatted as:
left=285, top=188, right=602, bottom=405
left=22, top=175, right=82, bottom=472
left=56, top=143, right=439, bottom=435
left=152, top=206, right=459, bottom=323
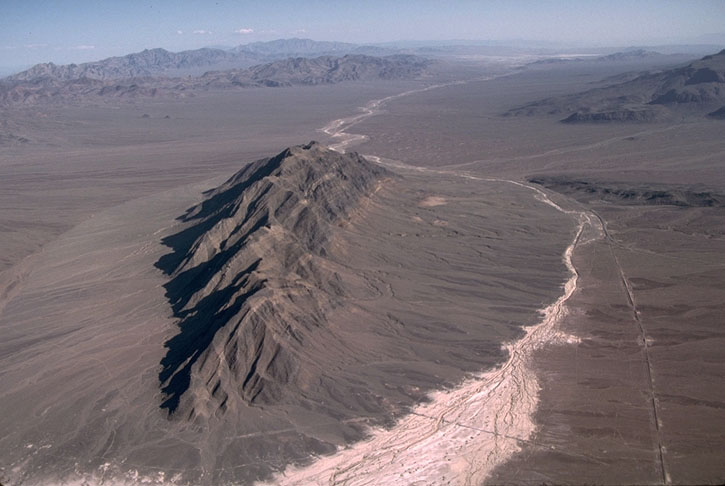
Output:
left=177, top=30, right=184, bottom=35
left=24, top=43, right=48, bottom=49
left=292, top=29, right=307, bottom=34
left=71, top=45, right=95, bottom=50
left=192, top=29, right=212, bottom=35
left=235, top=28, right=254, bottom=34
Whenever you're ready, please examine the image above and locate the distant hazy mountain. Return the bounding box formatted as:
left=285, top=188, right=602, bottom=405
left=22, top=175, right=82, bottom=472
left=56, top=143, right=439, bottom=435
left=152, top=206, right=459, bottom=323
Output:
left=201, top=54, right=430, bottom=87
left=0, top=54, right=432, bottom=106
left=596, top=49, right=662, bottom=62
left=6, top=47, right=263, bottom=82
left=4, top=39, right=396, bottom=83
left=232, top=37, right=392, bottom=58
left=528, top=49, right=696, bottom=67
left=507, top=49, right=725, bottom=122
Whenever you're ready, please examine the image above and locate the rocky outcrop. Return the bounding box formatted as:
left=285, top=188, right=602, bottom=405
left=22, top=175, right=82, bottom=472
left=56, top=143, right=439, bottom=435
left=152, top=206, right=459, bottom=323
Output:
left=156, top=142, right=390, bottom=416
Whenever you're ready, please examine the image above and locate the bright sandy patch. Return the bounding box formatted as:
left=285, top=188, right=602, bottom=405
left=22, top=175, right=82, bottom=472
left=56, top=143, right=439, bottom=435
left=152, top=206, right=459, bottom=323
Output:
left=419, top=196, right=447, bottom=207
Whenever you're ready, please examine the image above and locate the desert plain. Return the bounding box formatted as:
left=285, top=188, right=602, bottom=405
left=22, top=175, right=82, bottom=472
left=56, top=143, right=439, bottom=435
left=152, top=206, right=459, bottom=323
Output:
left=0, top=48, right=724, bottom=486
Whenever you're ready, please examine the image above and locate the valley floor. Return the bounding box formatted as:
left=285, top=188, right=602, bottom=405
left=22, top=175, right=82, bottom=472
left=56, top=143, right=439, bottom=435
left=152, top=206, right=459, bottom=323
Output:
left=1, top=59, right=724, bottom=485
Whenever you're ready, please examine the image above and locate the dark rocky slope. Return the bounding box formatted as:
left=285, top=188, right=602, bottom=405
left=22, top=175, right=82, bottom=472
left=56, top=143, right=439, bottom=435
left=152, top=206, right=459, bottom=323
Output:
left=156, top=142, right=390, bottom=416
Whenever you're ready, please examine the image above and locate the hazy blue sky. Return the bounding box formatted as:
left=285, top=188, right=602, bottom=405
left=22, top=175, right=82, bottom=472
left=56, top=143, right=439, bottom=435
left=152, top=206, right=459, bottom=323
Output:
left=1, top=0, right=724, bottom=69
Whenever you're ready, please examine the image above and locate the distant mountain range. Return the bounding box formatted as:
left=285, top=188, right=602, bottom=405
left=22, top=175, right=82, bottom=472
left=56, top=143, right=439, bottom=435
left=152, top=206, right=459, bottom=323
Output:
left=528, top=49, right=686, bottom=66
left=0, top=53, right=432, bottom=107
left=3, top=38, right=396, bottom=83
left=507, top=49, right=725, bottom=122
left=200, top=54, right=430, bottom=87
left=230, top=38, right=392, bottom=58
left=7, top=47, right=247, bottom=81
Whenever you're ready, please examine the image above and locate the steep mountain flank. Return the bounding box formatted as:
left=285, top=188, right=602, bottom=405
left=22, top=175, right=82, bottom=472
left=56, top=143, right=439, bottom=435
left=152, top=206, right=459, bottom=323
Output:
left=156, top=142, right=390, bottom=416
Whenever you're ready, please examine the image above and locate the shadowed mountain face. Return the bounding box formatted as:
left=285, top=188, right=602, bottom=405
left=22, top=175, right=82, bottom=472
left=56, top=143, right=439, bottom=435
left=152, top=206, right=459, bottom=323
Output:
left=0, top=54, right=431, bottom=107
left=507, top=49, right=725, bottom=122
left=156, top=142, right=390, bottom=415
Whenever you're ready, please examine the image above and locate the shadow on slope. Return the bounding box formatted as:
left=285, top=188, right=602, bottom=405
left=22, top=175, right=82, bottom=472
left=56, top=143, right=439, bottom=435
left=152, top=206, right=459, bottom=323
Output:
left=154, top=142, right=388, bottom=415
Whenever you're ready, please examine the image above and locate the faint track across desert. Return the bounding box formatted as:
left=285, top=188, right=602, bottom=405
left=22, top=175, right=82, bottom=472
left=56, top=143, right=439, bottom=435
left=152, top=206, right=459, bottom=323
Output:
left=590, top=210, right=670, bottom=485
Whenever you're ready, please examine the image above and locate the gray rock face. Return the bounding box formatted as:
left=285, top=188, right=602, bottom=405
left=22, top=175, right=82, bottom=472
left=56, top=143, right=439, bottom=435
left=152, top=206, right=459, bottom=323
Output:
left=156, top=142, right=390, bottom=416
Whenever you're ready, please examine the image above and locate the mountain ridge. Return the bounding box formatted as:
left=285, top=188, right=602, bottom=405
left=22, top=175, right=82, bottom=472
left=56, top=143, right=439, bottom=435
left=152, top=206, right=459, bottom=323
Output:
left=3, top=38, right=396, bottom=83
left=507, top=48, right=725, bottom=122
left=0, top=54, right=432, bottom=107
left=231, top=37, right=392, bottom=58
left=156, top=141, right=391, bottom=415
left=6, top=47, right=253, bottom=82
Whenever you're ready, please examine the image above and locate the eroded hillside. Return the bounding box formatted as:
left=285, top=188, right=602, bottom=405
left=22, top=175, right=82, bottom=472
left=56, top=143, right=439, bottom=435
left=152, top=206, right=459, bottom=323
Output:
left=157, top=142, right=390, bottom=415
